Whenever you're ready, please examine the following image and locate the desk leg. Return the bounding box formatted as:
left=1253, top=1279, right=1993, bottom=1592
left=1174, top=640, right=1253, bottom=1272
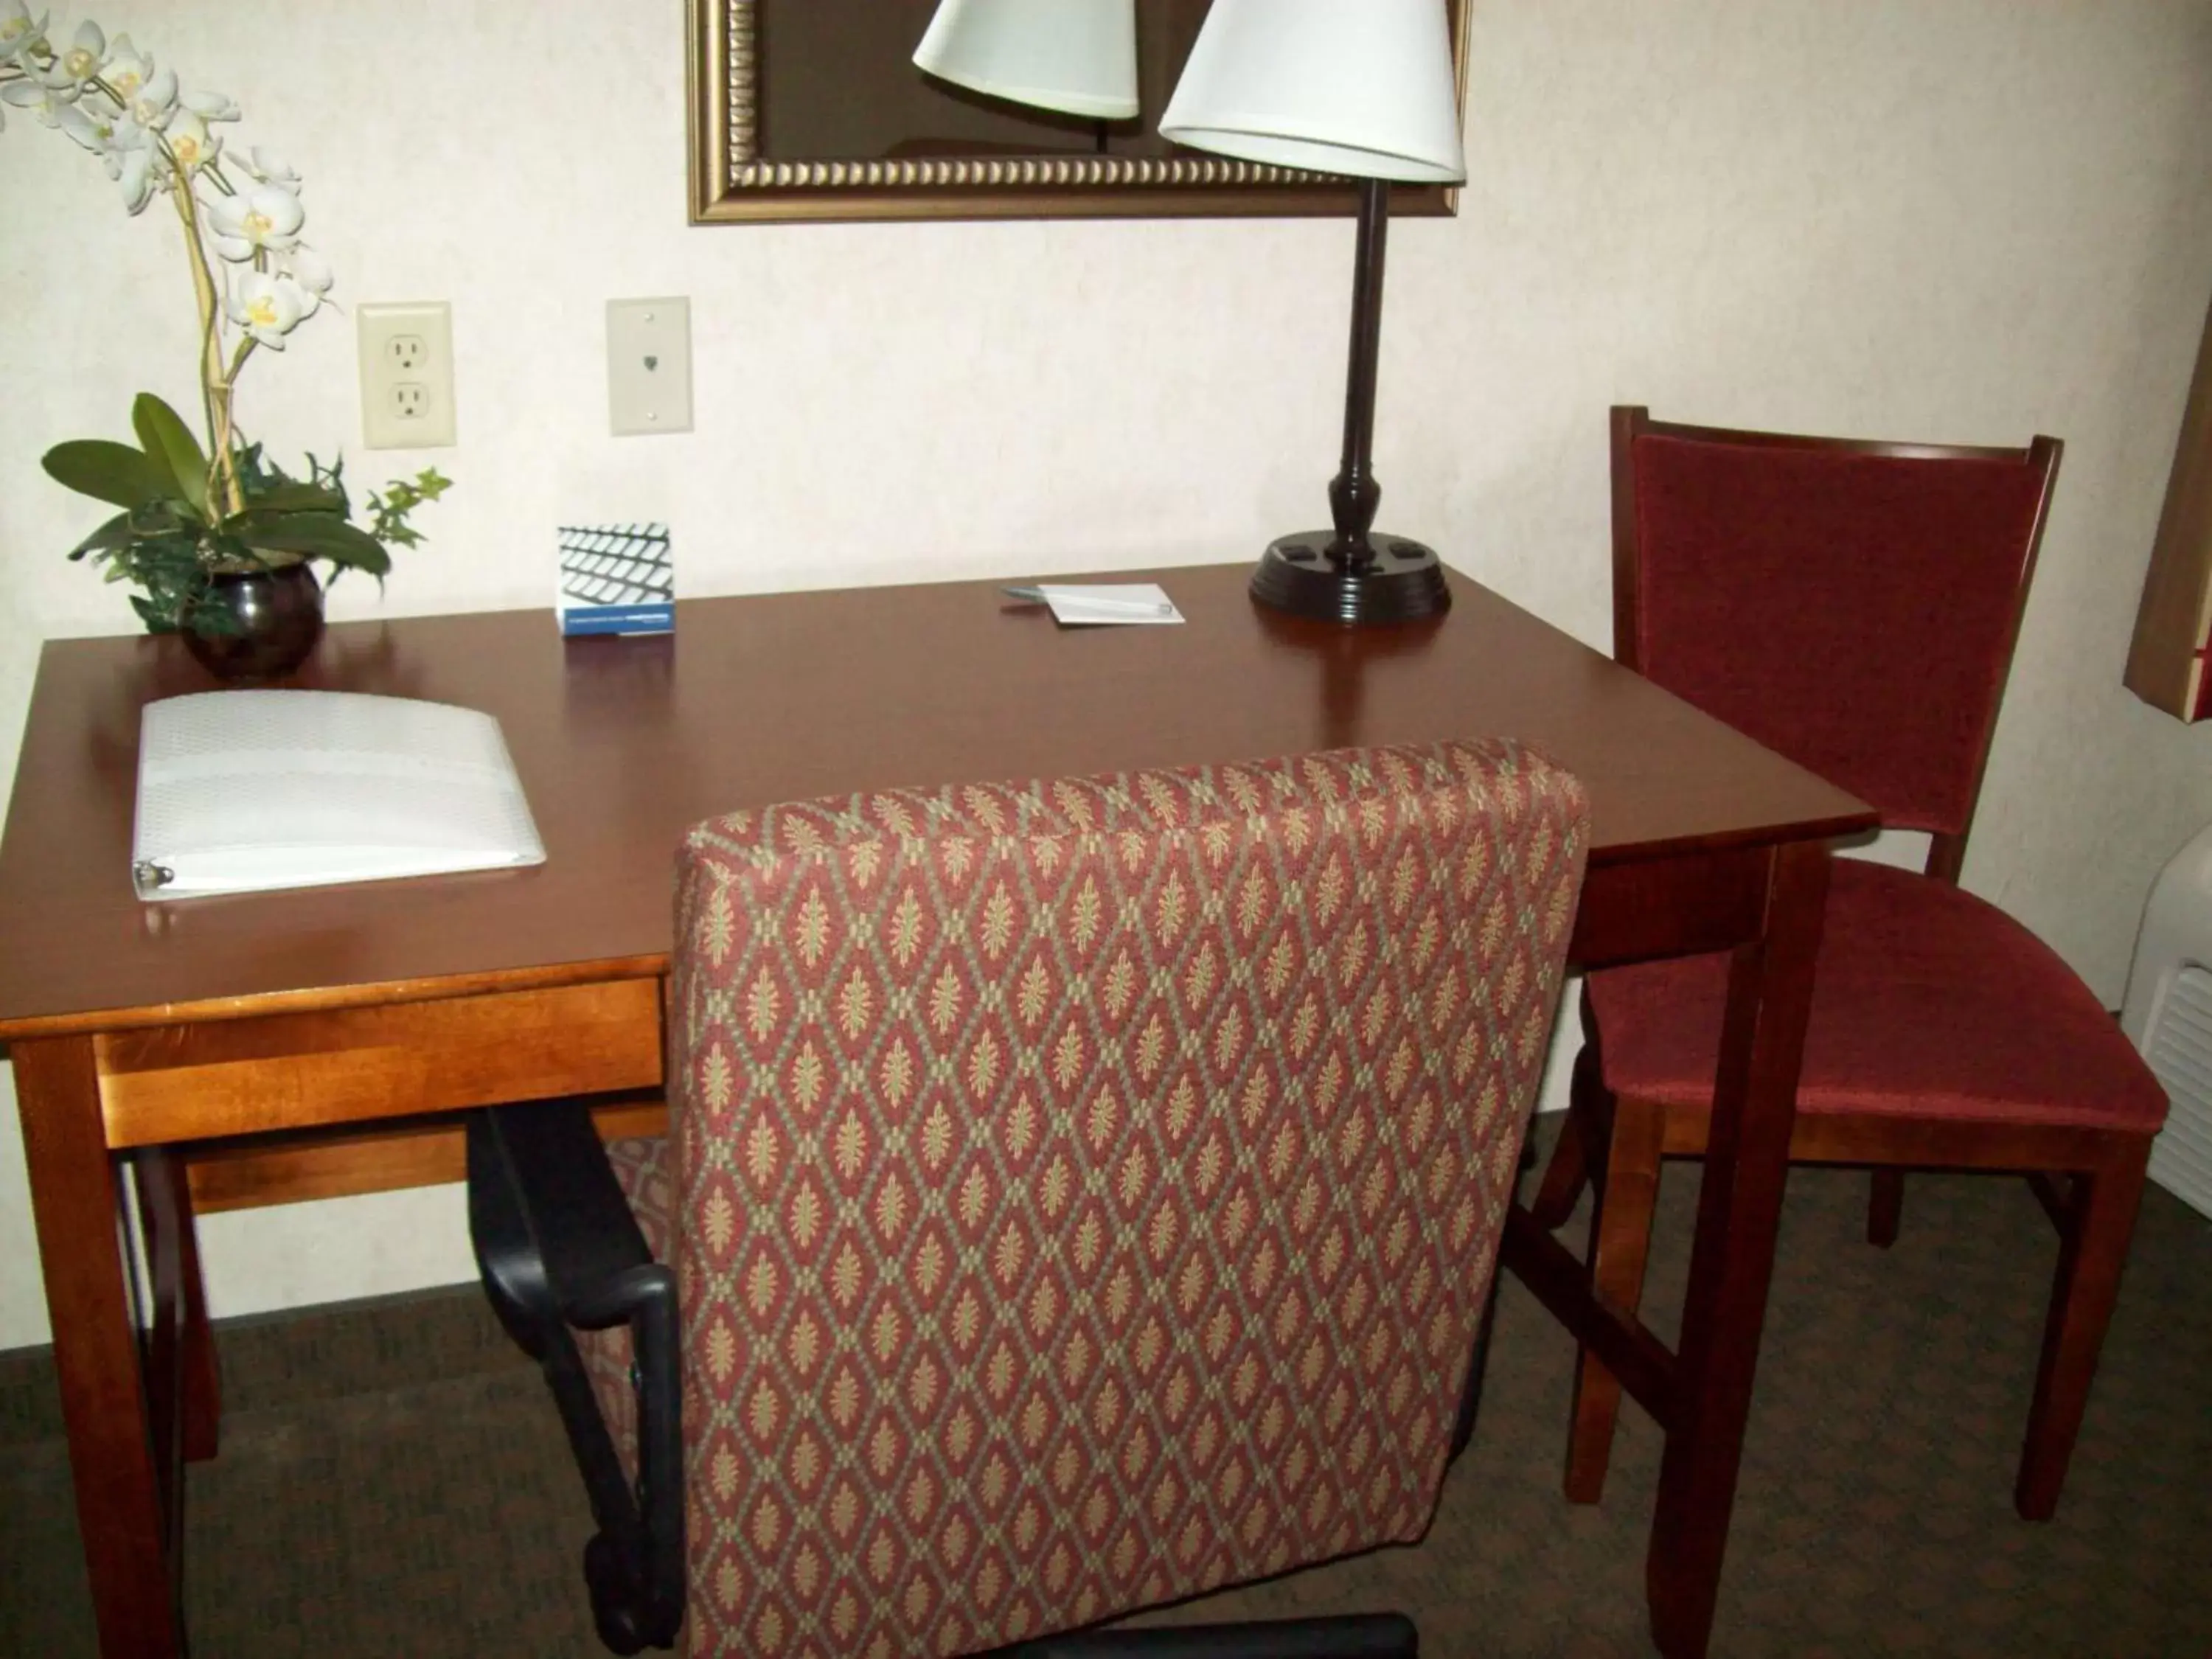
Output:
left=15, top=1036, right=184, bottom=1659
left=1646, top=841, right=1830, bottom=1659
left=136, top=1148, right=220, bottom=1465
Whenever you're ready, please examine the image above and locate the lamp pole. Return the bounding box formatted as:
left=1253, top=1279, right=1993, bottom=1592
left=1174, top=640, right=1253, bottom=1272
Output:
left=1327, top=177, right=1390, bottom=569
left=1248, top=178, right=1450, bottom=625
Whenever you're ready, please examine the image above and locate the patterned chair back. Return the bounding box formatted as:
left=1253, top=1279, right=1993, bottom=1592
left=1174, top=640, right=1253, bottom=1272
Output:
left=626, top=738, right=1586, bottom=1656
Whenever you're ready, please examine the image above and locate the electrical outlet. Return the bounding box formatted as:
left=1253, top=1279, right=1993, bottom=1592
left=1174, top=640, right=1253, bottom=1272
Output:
left=358, top=302, right=456, bottom=450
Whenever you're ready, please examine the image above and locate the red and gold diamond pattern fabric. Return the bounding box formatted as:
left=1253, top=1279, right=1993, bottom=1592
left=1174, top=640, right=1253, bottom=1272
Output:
left=594, top=738, right=1587, bottom=1657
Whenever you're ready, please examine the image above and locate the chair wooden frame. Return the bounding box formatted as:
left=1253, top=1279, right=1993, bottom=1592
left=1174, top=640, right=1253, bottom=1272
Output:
left=1534, top=406, right=2152, bottom=1523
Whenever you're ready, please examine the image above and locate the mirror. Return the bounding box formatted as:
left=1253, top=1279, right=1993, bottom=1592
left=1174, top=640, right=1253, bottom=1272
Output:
left=688, top=0, right=1472, bottom=224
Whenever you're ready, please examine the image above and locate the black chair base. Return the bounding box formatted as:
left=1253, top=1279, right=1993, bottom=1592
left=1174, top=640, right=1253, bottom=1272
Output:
left=467, top=1102, right=685, bottom=1652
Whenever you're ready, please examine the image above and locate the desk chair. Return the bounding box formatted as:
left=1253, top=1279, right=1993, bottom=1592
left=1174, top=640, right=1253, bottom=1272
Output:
left=472, top=738, right=1588, bottom=1655
left=1532, top=407, right=2168, bottom=1522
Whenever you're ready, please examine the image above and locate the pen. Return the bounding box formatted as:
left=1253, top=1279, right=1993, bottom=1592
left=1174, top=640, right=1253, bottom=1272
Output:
left=1001, top=585, right=1175, bottom=616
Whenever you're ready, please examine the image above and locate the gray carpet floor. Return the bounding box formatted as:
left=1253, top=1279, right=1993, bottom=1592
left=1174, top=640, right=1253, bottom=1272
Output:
left=4, top=1119, right=2210, bottom=1657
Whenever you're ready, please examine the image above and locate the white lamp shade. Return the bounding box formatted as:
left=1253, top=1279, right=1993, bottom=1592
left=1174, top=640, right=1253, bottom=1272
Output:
left=1160, top=0, right=1465, bottom=183
left=914, top=0, right=1140, bottom=121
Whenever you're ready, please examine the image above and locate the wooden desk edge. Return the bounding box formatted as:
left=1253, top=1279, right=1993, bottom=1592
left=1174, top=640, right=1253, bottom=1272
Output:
left=1587, top=811, right=1876, bottom=865
left=0, top=954, right=672, bottom=1046
left=0, top=813, right=1877, bottom=1050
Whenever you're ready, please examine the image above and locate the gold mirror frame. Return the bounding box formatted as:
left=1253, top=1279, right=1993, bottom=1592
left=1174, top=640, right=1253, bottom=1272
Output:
left=687, top=0, right=1472, bottom=225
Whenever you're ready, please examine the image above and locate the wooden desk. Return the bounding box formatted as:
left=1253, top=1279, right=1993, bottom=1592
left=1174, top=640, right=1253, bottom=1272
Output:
left=0, top=566, right=1872, bottom=1658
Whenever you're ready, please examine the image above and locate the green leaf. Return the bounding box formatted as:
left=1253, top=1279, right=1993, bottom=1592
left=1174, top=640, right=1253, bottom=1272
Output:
left=131, top=394, right=209, bottom=516
left=138, top=542, right=206, bottom=584
left=187, top=602, right=245, bottom=640
left=234, top=511, right=392, bottom=575
left=231, top=441, right=275, bottom=493
left=42, top=440, right=176, bottom=510
left=128, top=501, right=191, bottom=537
left=66, top=512, right=134, bottom=562
left=235, top=481, right=347, bottom=516
left=128, top=593, right=183, bottom=634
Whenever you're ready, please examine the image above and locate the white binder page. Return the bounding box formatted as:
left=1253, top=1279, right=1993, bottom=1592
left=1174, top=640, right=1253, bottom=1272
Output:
left=132, top=690, right=546, bottom=900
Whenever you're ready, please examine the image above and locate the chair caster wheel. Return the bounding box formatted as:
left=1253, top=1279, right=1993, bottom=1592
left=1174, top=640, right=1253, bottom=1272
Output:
left=585, top=1532, right=653, bottom=1655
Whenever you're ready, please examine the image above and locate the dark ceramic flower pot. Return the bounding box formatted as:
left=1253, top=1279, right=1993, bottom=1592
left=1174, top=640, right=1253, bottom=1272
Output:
left=183, top=562, right=325, bottom=681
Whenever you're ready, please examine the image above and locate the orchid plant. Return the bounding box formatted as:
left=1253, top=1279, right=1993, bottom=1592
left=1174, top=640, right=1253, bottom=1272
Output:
left=1, top=7, right=449, bottom=634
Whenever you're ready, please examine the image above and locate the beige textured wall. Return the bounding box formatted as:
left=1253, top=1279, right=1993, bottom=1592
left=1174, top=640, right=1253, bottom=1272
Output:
left=2, top=0, right=2210, bottom=1349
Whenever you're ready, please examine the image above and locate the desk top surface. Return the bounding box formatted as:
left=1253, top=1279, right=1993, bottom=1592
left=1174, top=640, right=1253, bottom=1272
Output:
left=0, top=565, right=1871, bottom=1038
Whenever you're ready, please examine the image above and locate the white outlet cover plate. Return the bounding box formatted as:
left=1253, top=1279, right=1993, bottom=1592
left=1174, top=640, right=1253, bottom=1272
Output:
left=358, top=301, right=456, bottom=451
left=607, top=298, right=692, bottom=437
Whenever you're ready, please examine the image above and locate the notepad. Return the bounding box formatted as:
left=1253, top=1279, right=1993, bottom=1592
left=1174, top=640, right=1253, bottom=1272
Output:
left=131, top=691, right=546, bottom=899
left=1006, top=584, right=1184, bottom=626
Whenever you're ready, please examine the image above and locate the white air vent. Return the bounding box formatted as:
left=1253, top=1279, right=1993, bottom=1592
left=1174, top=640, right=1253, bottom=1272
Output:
left=2123, top=821, right=2212, bottom=1221
left=2141, top=966, right=2212, bottom=1220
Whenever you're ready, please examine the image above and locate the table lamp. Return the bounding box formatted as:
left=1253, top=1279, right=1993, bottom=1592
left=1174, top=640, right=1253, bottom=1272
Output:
left=1163, top=0, right=1466, bottom=624
left=914, top=0, right=1140, bottom=120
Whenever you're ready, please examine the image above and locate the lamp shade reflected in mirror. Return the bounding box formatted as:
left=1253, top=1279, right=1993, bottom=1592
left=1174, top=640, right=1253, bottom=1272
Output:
left=914, top=0, right=1141, bottom=119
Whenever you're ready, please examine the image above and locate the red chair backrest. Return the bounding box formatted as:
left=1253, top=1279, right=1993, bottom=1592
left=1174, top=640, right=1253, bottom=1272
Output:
left=1613, top=407, right=2060, bottom=846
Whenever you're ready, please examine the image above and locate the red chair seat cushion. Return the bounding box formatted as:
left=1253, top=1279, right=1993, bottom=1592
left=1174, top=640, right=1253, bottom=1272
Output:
left=1587, top=859, right=2167, bottom=1132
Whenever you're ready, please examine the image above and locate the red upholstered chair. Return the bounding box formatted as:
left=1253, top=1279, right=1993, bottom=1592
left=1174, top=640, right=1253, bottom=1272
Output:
left=471, top=737, right=1588, bottom=1655
left=1531, top=406, right=2168, bottom=1523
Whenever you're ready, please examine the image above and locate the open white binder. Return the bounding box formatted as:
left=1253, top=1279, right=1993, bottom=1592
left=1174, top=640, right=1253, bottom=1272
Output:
left=132, top=690, right=546, bottom=900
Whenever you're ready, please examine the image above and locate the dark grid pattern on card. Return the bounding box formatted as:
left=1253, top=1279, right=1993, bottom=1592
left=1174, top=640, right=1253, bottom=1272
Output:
left=557, top=524, right=673, bottom=607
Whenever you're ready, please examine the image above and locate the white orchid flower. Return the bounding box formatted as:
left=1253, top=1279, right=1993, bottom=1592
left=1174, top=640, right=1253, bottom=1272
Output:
left=54, top=96, right=103, bottom=151
left=208, top=182, right=304, bottom=260
left=116, top=139, right=167, bottom=213
left=237, top=145, right=302, bottom=192
left=98, top=32, right=151, bottom=102
left=27, top=44, right=80, bottom=89
left=161, top=109, right=218, bottom=173
left=227, top=271, right=313, bottom=347
left=55, top=16, right=102, bottom=83
left=56, top=94, right=144, bottom=178
left=1, top=74, right=74, bottom=125
left=285, top=245, right=334, bottom=317
left=0, top=4, right=48, bottom=67
left=181, top=88, right=239, bottom=122
left=125, top=63, right=176, bottom=131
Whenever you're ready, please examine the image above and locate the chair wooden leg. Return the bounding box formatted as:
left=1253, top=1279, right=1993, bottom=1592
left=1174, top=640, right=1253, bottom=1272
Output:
left=2014, top=1142, right=2150, bottom=1521
left=2027, top=1172, right=2075, bottom=1232
left=1532, top=1044, right=1610, bottom=1231
left=1532, top=1106, right=1590, bottom=1234
left=1563, top=1092, right=1666, bottom=1505
left=1867, top=1169, right=1904, bottom=1248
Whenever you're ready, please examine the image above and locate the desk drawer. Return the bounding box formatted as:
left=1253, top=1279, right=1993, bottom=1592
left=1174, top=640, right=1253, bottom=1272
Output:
left=185, top=1094, right=670, bottom=1211
left=96, top=978, right=664, bottom=1150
